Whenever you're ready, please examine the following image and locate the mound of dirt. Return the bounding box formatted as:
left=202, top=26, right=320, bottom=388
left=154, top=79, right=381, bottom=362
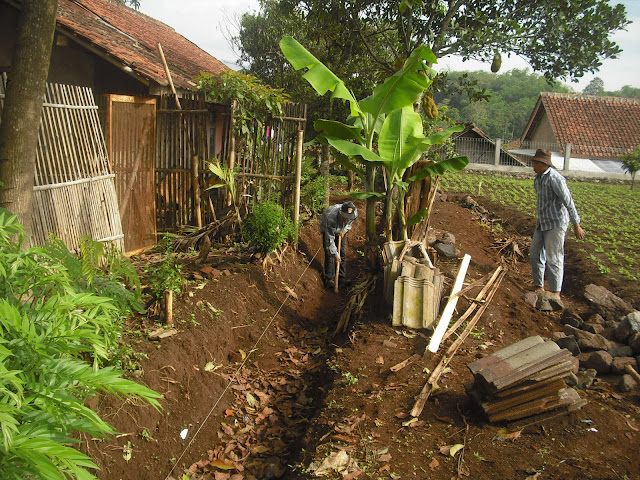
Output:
left=84, top=194, right=640, bottom=480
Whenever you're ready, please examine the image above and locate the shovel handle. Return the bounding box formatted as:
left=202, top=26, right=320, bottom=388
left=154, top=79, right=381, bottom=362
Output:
left=334, top=235, right=342, bottom=293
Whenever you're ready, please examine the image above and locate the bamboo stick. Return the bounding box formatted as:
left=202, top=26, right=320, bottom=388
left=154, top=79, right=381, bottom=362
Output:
left=427, top=254, right=471, bottom=353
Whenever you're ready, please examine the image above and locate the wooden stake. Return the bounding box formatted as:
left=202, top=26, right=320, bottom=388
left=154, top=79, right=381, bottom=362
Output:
left=334, top=235, right=342, bottom=293
left=625, top=364, right=640, bottom=385
left=165, top=289, right=173, bottom=326
left=192, top=155, right=202, bottom=228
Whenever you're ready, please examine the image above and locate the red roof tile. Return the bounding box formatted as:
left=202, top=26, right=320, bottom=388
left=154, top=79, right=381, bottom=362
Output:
left=522, top=92, right=640, bottom=159
left=56, top=0, right=228, bottom=90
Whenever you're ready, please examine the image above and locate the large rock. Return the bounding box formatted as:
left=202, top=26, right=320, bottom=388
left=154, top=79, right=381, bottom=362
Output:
left=619, top=374, right=638, bottom=392
left=560, top=308, right=584, bottom=328
left=580, top=351, right=613, bottom=374
left=564, top=325, right=612, bottom=352
left=584, top=284, right=634, bottom=321
left=433, top=242, right=457, bottom=259
left=612, top=357, right=638, bottom=375
left=555, top=336, right=581, bottom=356
left=608, top=345, right=633, bottom=358
left=613, top=311, right=640, bottom=343
left=575, top=368, right=597, bottom=389
left=630, top=332, right=640, bottom=355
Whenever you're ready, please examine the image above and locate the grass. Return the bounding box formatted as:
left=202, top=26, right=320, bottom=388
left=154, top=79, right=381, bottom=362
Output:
left=440, top=171, right=640, bottom=284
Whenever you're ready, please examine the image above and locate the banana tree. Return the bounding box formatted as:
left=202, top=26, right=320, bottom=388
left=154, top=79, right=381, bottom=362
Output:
left=280, top=36, right=469, bottom=241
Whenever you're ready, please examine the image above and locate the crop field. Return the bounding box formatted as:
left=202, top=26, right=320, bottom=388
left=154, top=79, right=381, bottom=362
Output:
left=440, top=171, right=640, bottom=282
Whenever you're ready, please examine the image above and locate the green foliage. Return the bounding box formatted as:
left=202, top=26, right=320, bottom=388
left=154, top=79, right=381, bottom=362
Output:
left=620, top=145, right=640, bottom=189
left=0, top=208, right=161, bottom=480
left=301, top=155, right=331, bottom=215
left=281, top=37, right=468, bottom=241
left=144, top=235, right=186, bottom=299
left=195, top=70, right=289, bottom=136
left=242, top=201, right=297, bottom=253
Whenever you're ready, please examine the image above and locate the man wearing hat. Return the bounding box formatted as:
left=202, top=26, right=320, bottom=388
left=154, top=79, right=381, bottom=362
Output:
left=319, top=201, right=358, bottom=288
left=530, top=149, right=585, bottom=309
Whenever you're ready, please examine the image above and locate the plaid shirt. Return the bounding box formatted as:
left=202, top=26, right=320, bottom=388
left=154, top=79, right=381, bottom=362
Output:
left=534, top=167, right=580, bottom=231
left=319, top=204, right=357, bottom=257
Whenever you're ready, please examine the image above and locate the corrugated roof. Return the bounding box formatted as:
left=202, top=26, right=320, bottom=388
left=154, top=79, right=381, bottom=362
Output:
left=56, top=0, right=228, bottom=90
left=522, top=92, right=640, bottom=159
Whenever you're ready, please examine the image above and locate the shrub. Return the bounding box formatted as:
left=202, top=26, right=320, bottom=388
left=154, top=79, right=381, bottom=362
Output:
left=144, top=234, right=186, bottom=299
left=0, top=208, right=161, bottom=480
left=242, top=201, right=297, bottom=252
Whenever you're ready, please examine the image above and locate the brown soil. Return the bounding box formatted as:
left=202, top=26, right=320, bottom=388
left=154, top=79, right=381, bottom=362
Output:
left=84, top=192, right=640, bottom=480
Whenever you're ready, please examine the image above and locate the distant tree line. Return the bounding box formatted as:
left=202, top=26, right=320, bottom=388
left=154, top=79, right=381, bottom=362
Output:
left=435, top=69, right=640, bottom=140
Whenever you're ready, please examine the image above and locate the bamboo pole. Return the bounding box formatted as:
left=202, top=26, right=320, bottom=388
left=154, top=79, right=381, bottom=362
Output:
left=293, top=127, right=303, bottom=227
left=192, top=154, right=202, bottom=228
left=427, top=254, right=471, bottom=353
left=165, top=289, right=173, bottom=326
left=334, top=235, right=342, bottom=293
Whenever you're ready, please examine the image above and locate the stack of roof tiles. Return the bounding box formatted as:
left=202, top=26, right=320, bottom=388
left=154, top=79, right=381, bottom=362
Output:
left=465, top=336, right=586, bottom=422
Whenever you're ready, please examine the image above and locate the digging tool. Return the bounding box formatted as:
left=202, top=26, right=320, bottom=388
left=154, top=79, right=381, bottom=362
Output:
left=334, top=235, right=342, bottom=293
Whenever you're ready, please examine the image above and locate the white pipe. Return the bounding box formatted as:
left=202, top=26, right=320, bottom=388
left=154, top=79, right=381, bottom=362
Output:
left=427, top=254, right=471, bottom=353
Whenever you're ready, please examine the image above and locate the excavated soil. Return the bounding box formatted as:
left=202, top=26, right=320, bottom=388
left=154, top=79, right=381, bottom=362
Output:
left=84, top=192, right=640, bottom=480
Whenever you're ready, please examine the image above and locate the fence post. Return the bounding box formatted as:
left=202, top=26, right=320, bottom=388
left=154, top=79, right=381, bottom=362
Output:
left=494, top=138, right=502, bottom=166
left=564, top=143, right=571, bottom=171
left=293, top=127, right=303, bottom=228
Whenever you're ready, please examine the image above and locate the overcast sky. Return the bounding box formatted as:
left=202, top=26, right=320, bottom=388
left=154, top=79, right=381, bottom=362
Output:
left=139, top=0, right=640, bottom=92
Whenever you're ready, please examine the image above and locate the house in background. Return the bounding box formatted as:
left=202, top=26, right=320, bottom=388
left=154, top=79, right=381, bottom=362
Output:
left=449, top=122, right=524, bottom=166
left=0, top=0, right=231, bottom=252
left=516, top=92, right=640, bottom=174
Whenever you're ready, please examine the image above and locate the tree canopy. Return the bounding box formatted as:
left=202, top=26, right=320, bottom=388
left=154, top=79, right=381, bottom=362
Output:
left=235, top=0, right=629, bottom=93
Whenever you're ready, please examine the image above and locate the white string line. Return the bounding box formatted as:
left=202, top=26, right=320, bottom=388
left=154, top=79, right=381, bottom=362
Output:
left=164, top=245, right=322, bottom=480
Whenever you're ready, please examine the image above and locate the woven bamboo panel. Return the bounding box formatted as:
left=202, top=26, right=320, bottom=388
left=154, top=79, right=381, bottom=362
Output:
left=32, top=83, right=124, bottom=251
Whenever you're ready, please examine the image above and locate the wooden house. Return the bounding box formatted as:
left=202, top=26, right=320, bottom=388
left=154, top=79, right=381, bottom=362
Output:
left=0, top=0, right=244, bottom=252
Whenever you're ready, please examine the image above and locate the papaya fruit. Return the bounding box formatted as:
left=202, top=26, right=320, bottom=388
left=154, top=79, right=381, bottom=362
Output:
left=491, top=52, right=502, bottom=73
left=422, top=91, right=438, bottom=119
left=394, top=56, right=407, bottom=72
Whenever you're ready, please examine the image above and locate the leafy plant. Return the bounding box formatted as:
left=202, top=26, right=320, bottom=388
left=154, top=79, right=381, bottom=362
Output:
left=620, top=145, right=640, bottom=189
left=280, top=36, right=469, bottom=241
left=301, top=155, right=331, bottom=215
left=205, top=158, right=242, bottom=224
left=144, top=235, right=186, bottom=299
left=195, top=70, right=289, bottom=136
left=242, top=201, right=297, bottom=253
left=0, top=208, right=162, bottom=480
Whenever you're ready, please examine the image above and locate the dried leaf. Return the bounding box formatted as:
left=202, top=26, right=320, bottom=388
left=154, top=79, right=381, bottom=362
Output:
left=525, top=473, right=541, bottom=480
left=224, top=409, right=235, bottom=417
left=122, top=441, right=132, bottom=462
left=211, top=458, right=236, bottom=470
left=251, top=445, right=270, bottom=454
left=376, top=356, right=385, bottom=364
left=493, top=428, right=523, bottom=442
left=429, top=458, right=439, bottom=471
left=246, top=392, right=257, bottom=406
left=379, top=453, right=392, bottom=462
left=395, top=412, right=409, bottom=419
left=449, top=444, right=464, bottom=457
left=402, top=417, right=419, bottom=427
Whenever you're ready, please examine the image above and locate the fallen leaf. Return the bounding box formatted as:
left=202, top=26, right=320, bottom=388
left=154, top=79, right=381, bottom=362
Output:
left=122, top=441, right=132, bottom=462
left=379, top=453, right=392, bottom=462
left=525, top=473, right=541, bottom=480
left=449, top=444, right=464, bottom=457
left=224, top=409, right=235, bottom=417
left=493, top=428, right=523, bottom=442
left=246, top=392, right=257, bottom=407
left=429, top=457, right=439, bottom=471
left=402, top=417, right=419, bottom=427
left=395, top=412, right=409, bottom=419
left=211, top=458, right=236, bottom=470
left=376, top=356, right=384, bottom=365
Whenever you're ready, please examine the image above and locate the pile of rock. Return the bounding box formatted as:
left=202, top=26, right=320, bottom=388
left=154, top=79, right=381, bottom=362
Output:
left=552, top=284, right=640, bottom=392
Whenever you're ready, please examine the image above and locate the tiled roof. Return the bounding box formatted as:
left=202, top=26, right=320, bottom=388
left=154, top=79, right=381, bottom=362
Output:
left=56, top=0, right=228, bottom=90
left=521, top=92, right=640, bottom=159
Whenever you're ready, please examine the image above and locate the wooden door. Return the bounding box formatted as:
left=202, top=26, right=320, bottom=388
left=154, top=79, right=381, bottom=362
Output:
left=105, top=95, right=156, bottom=253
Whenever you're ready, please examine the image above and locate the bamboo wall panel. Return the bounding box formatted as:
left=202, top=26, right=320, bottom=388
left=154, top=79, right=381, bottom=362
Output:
left=106, top=96, right=156, bottom=252
left=156, top=93, right=209, bottom=229
left=29, top=83, right=124, bottom=251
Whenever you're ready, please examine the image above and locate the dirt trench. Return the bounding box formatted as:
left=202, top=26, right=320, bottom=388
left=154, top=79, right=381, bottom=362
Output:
left=86, top=195, right=640, bottom=480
